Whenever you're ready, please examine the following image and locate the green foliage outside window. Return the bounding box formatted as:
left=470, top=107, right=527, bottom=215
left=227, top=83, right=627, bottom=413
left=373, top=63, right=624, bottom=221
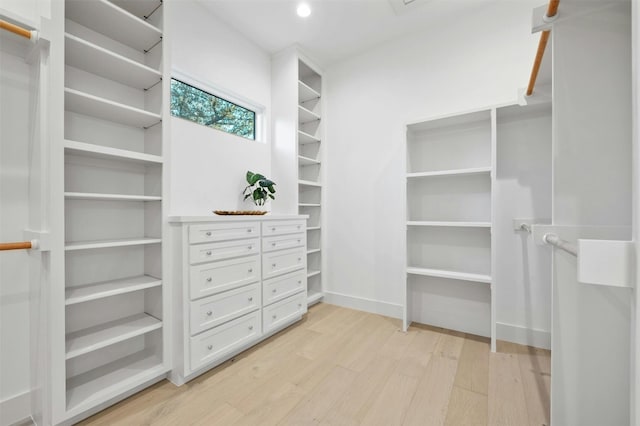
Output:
left=170, top=78, right=256, bottom=140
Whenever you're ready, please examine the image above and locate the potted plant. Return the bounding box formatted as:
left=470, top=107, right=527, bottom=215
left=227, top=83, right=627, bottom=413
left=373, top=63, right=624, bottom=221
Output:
left=243, top=171, right=276, bottom=207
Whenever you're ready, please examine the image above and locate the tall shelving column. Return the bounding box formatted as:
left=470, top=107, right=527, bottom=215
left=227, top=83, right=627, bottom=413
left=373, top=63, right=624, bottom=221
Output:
left=297, top=58, right=324, bottom=306
left=403, top=109, right=495, bottom=349
left=56, top=0, right=169, bottom=422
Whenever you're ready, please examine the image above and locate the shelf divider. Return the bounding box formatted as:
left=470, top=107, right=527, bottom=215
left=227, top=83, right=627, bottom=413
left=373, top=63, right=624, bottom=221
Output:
left=66, top=275, right=162, bottom=305
left=406, top=166, right=491, bottom=178
left=406, top=221, right=491, bottom=228
left=65, top=237, right=162, bottom=251
left=407, top=267, right=491, bottom=284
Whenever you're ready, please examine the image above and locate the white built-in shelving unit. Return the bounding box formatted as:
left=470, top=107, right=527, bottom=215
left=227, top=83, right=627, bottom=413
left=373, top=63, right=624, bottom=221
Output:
left=52, top=0, right=169, bottom=422
left=404, top=109, right=496, bottom=350
left=297, top=57, right=324, bottom=306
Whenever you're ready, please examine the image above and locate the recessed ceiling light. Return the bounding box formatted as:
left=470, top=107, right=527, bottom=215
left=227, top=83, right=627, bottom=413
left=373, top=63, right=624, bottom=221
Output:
left=297, top=3, right=311, bottom=18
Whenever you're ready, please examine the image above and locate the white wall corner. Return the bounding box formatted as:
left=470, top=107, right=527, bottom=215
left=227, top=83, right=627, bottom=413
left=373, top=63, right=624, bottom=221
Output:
left=322, top=291, right=403, bottom=320
left=0, top=390, right=31, bottom=426
left=496, top=322, right=551, bottom=350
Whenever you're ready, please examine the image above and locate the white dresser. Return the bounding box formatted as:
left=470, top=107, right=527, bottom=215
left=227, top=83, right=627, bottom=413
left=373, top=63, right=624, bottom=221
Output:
left=168, top=215, right=308, bottom=384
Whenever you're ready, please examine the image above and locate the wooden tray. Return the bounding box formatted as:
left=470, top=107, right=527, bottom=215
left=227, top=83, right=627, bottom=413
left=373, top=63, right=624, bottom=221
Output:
left=213, top=210, right=268, bottom=216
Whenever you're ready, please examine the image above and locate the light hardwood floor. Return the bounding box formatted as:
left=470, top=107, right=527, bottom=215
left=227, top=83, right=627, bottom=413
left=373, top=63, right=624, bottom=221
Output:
left=79, top=303, right=550, bottom=426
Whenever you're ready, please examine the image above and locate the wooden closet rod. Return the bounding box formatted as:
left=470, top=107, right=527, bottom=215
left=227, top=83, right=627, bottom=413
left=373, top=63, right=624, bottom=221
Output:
left=526, top=0, right=560, bottom=96
left=0, top=241, right=36, bottom=251
left=0, top=19, right=34, bottom=40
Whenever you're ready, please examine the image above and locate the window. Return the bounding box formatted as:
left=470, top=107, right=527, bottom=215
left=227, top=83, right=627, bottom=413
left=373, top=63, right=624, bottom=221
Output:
left=170, top=78, right=256, bottom=140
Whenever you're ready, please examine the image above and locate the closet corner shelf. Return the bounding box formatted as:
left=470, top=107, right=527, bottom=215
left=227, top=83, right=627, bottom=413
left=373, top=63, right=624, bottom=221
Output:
left=65, top=33, right=162, bottom=90
left=298, top=105, right=321, bottom=124
left=64, top=140, right=163, bottom=165
left=298, top=130, right=321, bottom=145
left=65, top=275, right=162, bottom=305
left=406, top=166, right=491, bottom=178
left=65, top=237, right=162, bottom=251
left=298, top=155, right=321, bottom=166
left=307, top=226, right=321, bottom=231
left=65, top=0, right=162, bottom=52
left=406, top=267, right=491, bottom=284
left=298, top=80, right=321, bottom=103
left=64, top=192, right=162, bottom=202
left=298, top=180, right=322, bottom=188
left=299, top=203, right=321, bottom=208
left=65, top=88, right=161, bottom=129
left=65, top=313, right=162, bottom=360
left=307, top=269, right=321, bottom=278
left=307, top=291, right=324, bottom=305
left=66, top=350, right=166, bottom=415
left=407, top=221, right=491, bottom=228
left=307, top=248, right=321, bottom=255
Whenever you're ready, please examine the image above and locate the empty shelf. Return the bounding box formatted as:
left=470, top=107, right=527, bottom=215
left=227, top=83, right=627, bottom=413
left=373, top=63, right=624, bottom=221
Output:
left=65, top=192, right=162, bottom=202
left=407, top=221, right=491, bottom=228
left=298, top=105, right=321, bottom=124
left=307, top=269, right=321, bottom=278
left=307, top=291, right=324, bottom=305
left=406, top=167, right=491, bottom=178
left=298, top=155, right=321, bottom=166
left=66, top=275, right=162, bottom=305
left=65, top=33, right=162, bottom=90
left=307, top=226, right=321, bottom=231
left=307, top=249, right=321, bottom=255
left=406, top=267, right=491, bottom=284
left=65, top=313, right=162, bottom=359
left=298, top=180, right=322, bottom=188
left=64, top=140, right=163, bottom=165
left=298, top=80, right=321, bottom=103
left=65, top=238, right=162, bottom=251
left=65, top=88, right=162, bottom=129
left=299, top=203, right=321, bottom=207
left=298, top=130, right=321, bottom=145
left=110, top=0, right=162, bottom=20
left=66, top=0, right=162, bottom=52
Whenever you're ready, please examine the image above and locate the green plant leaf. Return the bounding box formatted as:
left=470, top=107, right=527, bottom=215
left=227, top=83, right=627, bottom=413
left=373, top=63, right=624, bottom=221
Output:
left=249, top=173, right=265, bottom=185
left=259, top=179, right=274, bottom=187
left=252, top=188, right=263, bottom=201
left=267, top=185, right=276, bottom=194
left=268, top=194, right=275, bottom=200
left=243, top=194, right=251, bottom=201
left=246, top=171, right=254, bottom=184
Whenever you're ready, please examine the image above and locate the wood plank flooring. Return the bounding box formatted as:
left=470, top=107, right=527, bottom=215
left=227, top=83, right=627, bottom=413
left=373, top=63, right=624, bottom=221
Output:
left=79, top=303, right=550, bottom=426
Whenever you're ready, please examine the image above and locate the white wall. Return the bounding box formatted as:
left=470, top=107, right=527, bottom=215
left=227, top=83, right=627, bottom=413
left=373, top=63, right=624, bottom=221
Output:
left=168, top=2, right=272, bottom=215
left=324, top=1, right=544, bottom=328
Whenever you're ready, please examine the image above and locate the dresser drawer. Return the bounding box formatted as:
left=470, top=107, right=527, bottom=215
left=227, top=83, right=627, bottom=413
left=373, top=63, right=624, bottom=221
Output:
left=263, top=292, right=307, bottom=334
left=190, top=283, right=260, bottom=335
left=262, top=220, right=305, bottom=237
left=262, top=233, right=305, bottom=253
left=189, top=222, right=259, bottom=244
left=190, top=310, right=260, bottom=371
left=189, top=238, right=260, bottom=264
left=263, top=271, right=306, bottom=306
left=190, top=256, right=260, bottom=300
left=262, top=246, right=306, bottom=280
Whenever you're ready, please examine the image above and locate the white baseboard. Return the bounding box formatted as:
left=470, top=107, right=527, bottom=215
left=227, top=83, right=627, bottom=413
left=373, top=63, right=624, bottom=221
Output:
left=323, top=291, right=403, bottom=319
left=0, top=390, right=31, bottom=426
left=496, top=322, right=551, bottom=350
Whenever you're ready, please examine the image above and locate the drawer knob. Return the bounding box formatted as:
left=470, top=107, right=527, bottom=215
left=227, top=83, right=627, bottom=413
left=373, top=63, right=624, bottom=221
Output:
left=247, top=228, right=252, bottom=233
left=297, top=240, right=301, bottom=243
left=272, top=242, right=276, bottom=247
left=248, top=268, right=253, bottom=273
left=206, top=277, right=212, bottom=282
left=272, top=289, right=277, bottom=293
left=298, top=258, right=302, bottom=261
left=248, top=325, right=254, bottom=330
left=248, top=246, right=252, bottom=250
left=206, top=251, right=212, bottom=256
left=248, top=297, right=253, bottom=302
left=205, top=231, right=212, bottom=236
left=206, top=310, right=213, bottom=316
left=272, top=227, right=276, bottom=231
left=272, top=263, right=276, bottom=268
left=298, top=303, right=302, bottom=308
left=297, top=225, right=301, bottom=229
left=207, top=345, right=213, bottom=350
left=272, top=314, right=277, bottom=319
left=298, top=280, right=302, bottom=284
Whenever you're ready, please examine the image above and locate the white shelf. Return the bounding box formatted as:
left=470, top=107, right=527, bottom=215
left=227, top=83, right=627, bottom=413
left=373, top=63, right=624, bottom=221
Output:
left=65, top=237, right=162, bottom=251
left=64, top=140, right=163, bottom=165
left=65, top=192, right=162, bottom=202
left=65, top=33, right=162, bottom=90
left=406, top=267, right=491, bottom=284
left=298, top=105, right=321, bottom=124
left=298, top=130, right=321, bottom=145
left=299, top=203, right=321, bottom=207
left=65, top=88, right=161, bottom=129
left=406, top=167, right=491, bottom=178
left=307, top=248, right=321, bottom=255
left=66, top=350, right=166, bottom=414
left=307, top=226, right=321, bottom=231
left=110, top=0, right=161, bottom=20
left=66, top=0, right=162, bottom=52
left=298, top=180, right=322, bottom=188
left=307, top=291, right=324, bottom=306
left=298, top=80, right=321, bottom=103
left=407, top=221, right=491, bottom=228
left=307, top=269, right=321, bottom=278
left=65, top=313, right=162, bottom=360
left=298, top=155, right=321, bottom=166
left=66, top=275, right=162, bottom=305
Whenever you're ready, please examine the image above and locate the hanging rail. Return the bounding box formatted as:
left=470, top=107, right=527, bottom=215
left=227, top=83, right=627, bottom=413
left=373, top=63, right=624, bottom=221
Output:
left=526, top=0, right=560, bottom=96
left=543, top=233, right=577, bottom=257
left=0, top=19, right=38, bottom=42
left=0, top=240, right=39, bottom=251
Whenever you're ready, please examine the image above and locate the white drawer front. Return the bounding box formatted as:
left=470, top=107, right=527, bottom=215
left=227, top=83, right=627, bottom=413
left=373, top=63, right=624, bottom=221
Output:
left=190, top=256, right=260, bottom=300
left=189, top=222, right=259, bottom=244
left=263, top=293, right=307, bottom=334
left=262, top=220, right=305, bottom=237
left=190, top=310, right=260, bottom=372
left=263, top=271, right=306, bottom=306
left=262, top=233, right=305, bottom=253
left=190, top=283, right=261, bottom=335
left=262, top=247, right=306, bottom=280
left=190, top=238, right=260, bottom=264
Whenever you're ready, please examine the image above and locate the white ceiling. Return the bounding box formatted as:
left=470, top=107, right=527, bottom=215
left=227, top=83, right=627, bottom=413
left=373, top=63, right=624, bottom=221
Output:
left=198, top=0, right=499, bottom=66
